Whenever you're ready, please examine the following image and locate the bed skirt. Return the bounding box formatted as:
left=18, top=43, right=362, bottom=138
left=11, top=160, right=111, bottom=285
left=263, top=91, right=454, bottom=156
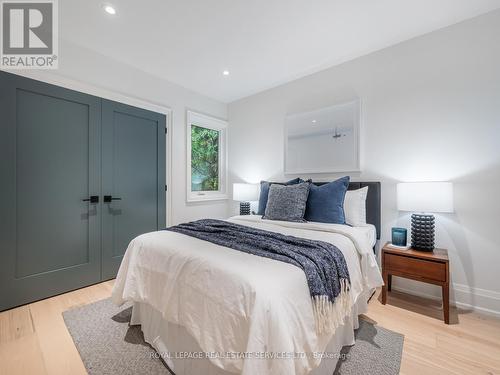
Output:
left=130, top=290, right=371, bottom=375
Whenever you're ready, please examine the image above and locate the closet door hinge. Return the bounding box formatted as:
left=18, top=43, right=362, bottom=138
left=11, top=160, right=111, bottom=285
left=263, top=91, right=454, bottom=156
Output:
left=165, top=185, right=168, bottom=191
left=165, top=127, right=168, bottom=134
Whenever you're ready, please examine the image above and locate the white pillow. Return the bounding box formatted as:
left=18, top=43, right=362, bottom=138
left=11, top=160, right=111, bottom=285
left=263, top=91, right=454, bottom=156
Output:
left=344, top=187, right=368, bottom=226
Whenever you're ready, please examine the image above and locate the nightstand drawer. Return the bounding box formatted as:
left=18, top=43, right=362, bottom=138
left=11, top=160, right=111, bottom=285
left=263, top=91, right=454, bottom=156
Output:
left=385, top=253, right=446, bottom=282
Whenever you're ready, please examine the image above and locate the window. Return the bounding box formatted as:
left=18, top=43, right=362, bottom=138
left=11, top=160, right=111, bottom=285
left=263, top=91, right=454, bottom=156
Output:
left=186, top=111, right=227, bottom=201
left=191, top=125, right=219, bottom=191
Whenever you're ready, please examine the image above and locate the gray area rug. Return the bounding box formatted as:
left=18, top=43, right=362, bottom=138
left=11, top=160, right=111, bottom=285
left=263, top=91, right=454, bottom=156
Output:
left=63, top=298, right=171, bottom=375
left=63, top=298, right=403, bottom=375
left=333, top=319, right=404, bottom=375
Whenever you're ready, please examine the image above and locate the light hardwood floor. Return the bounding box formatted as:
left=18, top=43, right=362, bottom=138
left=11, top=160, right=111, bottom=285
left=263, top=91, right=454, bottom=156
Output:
left=0, top=281, right=499, bottom=375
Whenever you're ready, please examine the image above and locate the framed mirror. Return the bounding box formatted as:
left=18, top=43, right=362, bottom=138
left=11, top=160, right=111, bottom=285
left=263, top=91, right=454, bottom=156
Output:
left=284, top=99, right=360, bottom=174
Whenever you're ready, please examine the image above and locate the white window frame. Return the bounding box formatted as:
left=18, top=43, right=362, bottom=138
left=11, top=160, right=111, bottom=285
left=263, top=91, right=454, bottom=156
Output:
left=186, top=110, right=228, bottom=202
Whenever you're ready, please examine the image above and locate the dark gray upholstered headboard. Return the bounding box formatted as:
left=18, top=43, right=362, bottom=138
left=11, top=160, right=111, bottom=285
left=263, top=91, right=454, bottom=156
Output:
left=273, top=181, right=381, bottom=239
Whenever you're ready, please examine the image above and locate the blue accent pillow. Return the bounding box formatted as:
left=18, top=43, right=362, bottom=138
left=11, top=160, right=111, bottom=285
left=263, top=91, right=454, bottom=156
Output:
left=304, top=176, right=350, bottom=224
left=257, top=178, right=302, bottom=215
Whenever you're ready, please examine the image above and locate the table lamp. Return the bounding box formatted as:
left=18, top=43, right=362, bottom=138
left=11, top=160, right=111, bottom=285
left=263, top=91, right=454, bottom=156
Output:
left=397, top=182, right=454, bottom=251
left=233, top=183, right=259, bottom=215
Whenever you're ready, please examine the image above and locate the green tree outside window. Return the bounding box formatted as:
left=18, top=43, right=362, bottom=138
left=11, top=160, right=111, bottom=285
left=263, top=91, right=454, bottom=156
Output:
left=191, top=125, right=219, bottom=191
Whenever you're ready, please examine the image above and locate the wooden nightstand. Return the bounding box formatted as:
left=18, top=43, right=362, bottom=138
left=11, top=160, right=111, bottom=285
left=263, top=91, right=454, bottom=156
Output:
left=381, top=242, right=450, bottom=324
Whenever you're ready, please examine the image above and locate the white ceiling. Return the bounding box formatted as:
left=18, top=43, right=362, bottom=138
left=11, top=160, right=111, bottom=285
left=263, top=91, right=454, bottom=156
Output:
left=60, top=0, right=500, bottom=103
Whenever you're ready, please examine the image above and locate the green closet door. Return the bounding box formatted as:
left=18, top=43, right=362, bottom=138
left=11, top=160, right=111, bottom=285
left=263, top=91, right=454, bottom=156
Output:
left=0, top=72, right=102, bottom=311
left=101, top=100, right=166, bottom=280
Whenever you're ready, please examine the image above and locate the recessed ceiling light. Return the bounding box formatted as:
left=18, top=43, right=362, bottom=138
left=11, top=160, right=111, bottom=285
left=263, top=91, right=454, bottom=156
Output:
left=103, top=4, right=116, bottom=15
left=312, top=120, right=317, bottom=123
left=222, top=70, right=230, bottom=76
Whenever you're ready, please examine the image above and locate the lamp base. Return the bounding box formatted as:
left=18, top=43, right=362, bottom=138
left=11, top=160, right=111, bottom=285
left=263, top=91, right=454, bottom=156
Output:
left=411, top=214, right=435, bottom=251
left=239, top=202, right=250, bottom=215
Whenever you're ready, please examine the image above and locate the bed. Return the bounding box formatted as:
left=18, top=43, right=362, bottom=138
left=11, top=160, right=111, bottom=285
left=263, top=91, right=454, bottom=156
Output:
left=112, top=181, right=383, bottom=375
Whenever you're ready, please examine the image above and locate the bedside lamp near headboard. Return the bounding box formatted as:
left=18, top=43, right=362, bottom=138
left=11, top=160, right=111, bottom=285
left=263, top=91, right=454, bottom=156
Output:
left=233, top=183, right=259, bottom=215
left=397, top=182, right=454, bottom=251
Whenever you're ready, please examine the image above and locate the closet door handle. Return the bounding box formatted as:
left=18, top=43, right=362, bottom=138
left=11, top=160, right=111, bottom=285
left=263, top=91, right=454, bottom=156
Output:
left=82, top=195, right=99, bottom=203
left=104, top=195, right=122, bottom=203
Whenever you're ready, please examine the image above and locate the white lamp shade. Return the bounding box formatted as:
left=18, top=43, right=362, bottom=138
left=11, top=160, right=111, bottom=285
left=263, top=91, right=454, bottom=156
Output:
left=233, top=183, right=259, bottom=202
left=397, top=182, right=454, bottom=213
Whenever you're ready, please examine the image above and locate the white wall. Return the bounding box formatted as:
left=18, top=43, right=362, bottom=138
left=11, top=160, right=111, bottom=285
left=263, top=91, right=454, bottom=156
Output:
left=7, top=40, right=228, bottom=225
left=228, top=11, right=500, bottom=315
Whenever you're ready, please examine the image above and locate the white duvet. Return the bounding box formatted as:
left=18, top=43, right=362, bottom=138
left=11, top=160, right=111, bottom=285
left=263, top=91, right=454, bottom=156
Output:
left=112, top=215, right=383, bottom=375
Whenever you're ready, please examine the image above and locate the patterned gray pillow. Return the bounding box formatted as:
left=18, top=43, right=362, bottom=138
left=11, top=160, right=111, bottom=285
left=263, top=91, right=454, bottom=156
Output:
left=263, top=182, right=310, bottom=222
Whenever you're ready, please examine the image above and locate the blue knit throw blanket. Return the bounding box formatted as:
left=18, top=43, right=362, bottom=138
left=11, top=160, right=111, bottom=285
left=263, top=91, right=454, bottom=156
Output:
left=167, top=219, right=351, bottom=333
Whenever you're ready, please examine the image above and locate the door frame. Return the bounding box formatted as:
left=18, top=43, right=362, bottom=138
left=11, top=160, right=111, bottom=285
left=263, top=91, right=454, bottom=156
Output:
left=6, top=71, right=173, bottom=226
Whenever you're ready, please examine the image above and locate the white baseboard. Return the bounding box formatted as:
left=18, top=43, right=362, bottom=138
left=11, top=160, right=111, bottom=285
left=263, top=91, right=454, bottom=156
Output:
left=390, top=281, right=500, bottom=318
